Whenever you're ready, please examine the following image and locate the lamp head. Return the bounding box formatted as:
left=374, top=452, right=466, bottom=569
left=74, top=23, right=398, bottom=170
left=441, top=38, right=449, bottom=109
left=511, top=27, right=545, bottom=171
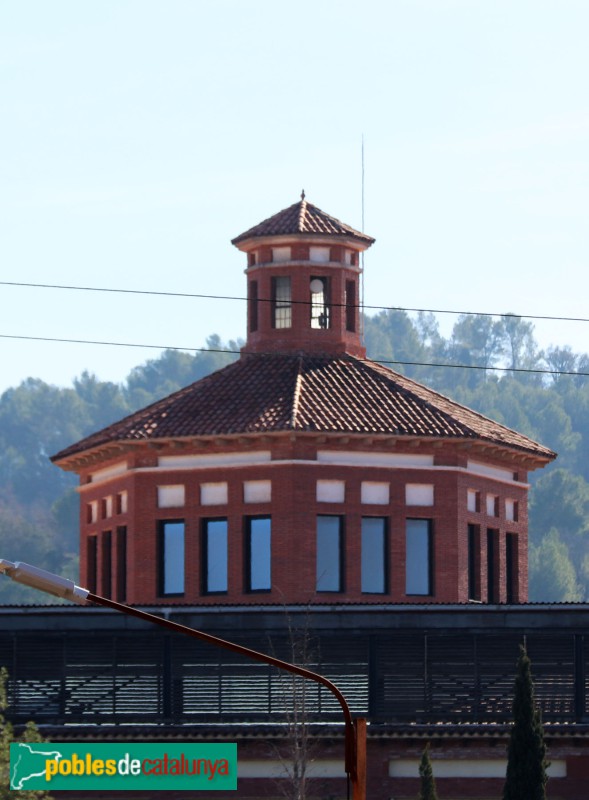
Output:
left=0, top=559, right=89, bottom=604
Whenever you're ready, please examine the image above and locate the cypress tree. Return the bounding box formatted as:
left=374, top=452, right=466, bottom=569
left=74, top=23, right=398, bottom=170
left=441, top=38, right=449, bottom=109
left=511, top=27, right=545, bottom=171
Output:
left=502, top=645, right=548, bottom=800
left=417, top=743, right=439, bottom=800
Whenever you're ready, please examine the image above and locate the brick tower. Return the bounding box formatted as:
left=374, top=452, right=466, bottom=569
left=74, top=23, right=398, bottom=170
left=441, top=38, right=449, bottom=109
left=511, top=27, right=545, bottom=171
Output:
left=52, top=195, right=555, bottom=606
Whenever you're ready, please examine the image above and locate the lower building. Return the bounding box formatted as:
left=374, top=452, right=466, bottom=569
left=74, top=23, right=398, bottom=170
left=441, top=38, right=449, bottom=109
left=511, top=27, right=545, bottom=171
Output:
left=3, top=602, right=588, bottom=798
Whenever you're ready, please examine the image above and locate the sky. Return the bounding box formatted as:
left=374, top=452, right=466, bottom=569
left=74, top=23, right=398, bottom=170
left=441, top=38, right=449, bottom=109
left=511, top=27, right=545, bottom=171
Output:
left=1, top=0, right=588, bottom=394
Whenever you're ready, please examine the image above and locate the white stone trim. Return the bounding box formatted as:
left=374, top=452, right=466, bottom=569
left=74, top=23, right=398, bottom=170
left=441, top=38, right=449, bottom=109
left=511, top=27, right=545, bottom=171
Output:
left=200, top=482, right=228, bottom=506
left=243, top=480, right=271, bottom=503
left=239, top=759, right=344, bottom=778
left=157, top=485, right=185, bottom=508
left=89, top=461, right=127, bottom=484
left=361, top=481, right=390, bottom=504
left=389, top=758, right=566, bottom=778
left=318, top=451, right=434, bottom=468
left=406, top=483, right=434, bottom=506
left=317, top=479, right=345, bottom=503
left=159, top=451, right=271, bottom=469
left=468, top=460, right=515, bottom=482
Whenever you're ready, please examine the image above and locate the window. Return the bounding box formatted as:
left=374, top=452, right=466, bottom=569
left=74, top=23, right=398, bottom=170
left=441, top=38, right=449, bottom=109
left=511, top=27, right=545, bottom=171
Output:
left=468, top=524, right=480, bottom=601
left=116, top=526, right=127, bottom=602
left=487, top=528, right=498, bottom=603
left=116, top=491, right=128, bottom=515
left=101, top=531, right=112, bottom=598
left=272, top=246, right=291, bottom=263
left=486, top=494, right=499, bottom=517
left=87, top=536, right=97, bottom=594
left=87, top=501, right=98, bottom=524
left=361, top=517, right=387, bottom=593
left=101, top=496, right=113, bottom=519
left=506, top=499, right=519, bottom=522
left=248, top=251, right=257, bottom=267
left=316, top=516, right=343, bottom=592
left=203, top=519, right=228, bottom=593
left=159, top=520, right=185, bottom=596
left=345, top=280, right=356, bottom=332
left=406, top=519, right=432, bottom=596
left=246, top=517, right=271, bottom=592
left=249, top=280, right=259, bottom=332
left=506, top=533, right=518, bottom=603
left=310, top=276, right=330, bottom=329
left=271, top=276, right=292, bottom=329
left=467, top=489, right=480, bottom=513
left=309, top=246, right=330, bottom=263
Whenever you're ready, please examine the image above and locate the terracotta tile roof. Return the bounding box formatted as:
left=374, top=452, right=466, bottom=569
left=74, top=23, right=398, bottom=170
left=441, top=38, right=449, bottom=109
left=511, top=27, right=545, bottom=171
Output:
left=231, top=197, right=375, bottom=245
left=52, top=354, right=556, bottom=463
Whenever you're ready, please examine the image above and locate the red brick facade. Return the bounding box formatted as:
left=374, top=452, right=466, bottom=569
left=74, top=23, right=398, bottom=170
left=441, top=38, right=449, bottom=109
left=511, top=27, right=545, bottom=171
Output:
left=76, top=437, right=531, bottom=606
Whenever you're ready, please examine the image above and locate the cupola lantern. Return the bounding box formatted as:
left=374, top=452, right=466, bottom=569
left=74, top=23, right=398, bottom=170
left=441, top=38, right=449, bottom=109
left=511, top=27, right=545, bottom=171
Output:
left=231, top=196, right=375, bottom=357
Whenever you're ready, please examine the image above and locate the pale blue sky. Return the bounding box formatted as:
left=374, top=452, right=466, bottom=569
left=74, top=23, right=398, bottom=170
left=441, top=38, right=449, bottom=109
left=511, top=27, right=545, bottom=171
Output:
left=1, top=0, right=588, bottom=393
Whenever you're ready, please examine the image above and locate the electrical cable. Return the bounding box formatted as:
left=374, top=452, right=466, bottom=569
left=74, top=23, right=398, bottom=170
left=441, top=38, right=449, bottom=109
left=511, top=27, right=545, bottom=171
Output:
left=0, top=332, right=587, bottom=378
left=1, top=280, right=589, bottom=325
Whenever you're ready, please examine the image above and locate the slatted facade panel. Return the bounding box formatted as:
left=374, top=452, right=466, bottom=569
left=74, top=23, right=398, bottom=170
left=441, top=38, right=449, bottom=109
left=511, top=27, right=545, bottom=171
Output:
left=477, top=633, right=523, bottom=719
left=0, top=623, right=586, bottom=726
left=526, top=634, right=576, bottom=719
left=10, top=634, right=63, bottom=720
left=168, top=634, right=369, bottom=722
left=373, top=634, right=426, bottom=720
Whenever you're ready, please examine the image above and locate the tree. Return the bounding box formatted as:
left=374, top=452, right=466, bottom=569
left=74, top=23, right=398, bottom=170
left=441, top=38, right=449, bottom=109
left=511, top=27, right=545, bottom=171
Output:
left=502, top=646, right=548, bottom=800
left=270, top=612, right=319, bottom=800
left=417, top=743, right=438, bottom=800
left=529, top=529, right=582, bottom=602
left=0, top=668, right=53, bottom=799
left=500, top=314, right=541, bottom=373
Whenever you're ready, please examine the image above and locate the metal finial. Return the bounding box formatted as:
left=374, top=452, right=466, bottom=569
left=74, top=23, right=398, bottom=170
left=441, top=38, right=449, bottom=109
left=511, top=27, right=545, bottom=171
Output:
left=301, top=189, right=306, bottom=200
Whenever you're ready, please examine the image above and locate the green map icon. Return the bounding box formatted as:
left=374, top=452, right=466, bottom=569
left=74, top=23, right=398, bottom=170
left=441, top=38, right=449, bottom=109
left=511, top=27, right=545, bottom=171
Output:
left=10, top=741, right=237, bottom=791
left=11, top=742, right=65, bottom=790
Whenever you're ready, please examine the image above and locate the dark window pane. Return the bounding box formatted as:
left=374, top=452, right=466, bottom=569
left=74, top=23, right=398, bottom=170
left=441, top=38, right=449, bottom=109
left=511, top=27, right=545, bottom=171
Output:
left=316, top=516, right=342, bottom=592
left=204, top=519, right=228, bottom=593
left=87, top=536, right=97, bottom=594
left=248, top=517, right=271, bottom=591
left=506, top=533, right=517, bottom=604
left=249, top=280, right=258, bottom=333
left=361, top=517, right=386, bottom=593
left=116, top=526, right=127, bottom=602
left=101, top=531, right=112, bottom=598
left=487, top=528, right=498, bottom=603
left=468, top=524, right=480, bottom=601
left=345, top=280, right=356, bottom=332
left=161, top=521, right=185, bottom=596
left=406, top=519, right=431, bottom=595
left=272, top=276, right=292, bottom=329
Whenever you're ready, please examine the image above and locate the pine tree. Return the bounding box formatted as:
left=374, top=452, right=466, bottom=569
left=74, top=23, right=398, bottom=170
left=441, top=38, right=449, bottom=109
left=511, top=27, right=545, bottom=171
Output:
left=0, top=668, right=53, bottom=800
left=502, top=645, right=548, bottom=800
left=417, top=743, right=439, bottom=800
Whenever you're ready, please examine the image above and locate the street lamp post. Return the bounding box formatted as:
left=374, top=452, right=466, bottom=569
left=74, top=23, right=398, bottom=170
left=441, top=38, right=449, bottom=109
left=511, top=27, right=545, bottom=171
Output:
left=0, top=559, right=366, bottom=800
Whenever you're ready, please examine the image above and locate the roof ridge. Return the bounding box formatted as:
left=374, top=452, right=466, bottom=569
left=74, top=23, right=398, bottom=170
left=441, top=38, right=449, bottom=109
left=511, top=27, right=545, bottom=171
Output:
left=289, top=354, right=304, bottom=428
left=298, top=198, right=307, bottom=232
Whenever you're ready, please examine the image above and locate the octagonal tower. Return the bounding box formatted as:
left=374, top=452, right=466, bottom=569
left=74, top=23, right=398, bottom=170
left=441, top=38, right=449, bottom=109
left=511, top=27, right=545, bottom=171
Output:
left=52, top=196, right=555, bottom=607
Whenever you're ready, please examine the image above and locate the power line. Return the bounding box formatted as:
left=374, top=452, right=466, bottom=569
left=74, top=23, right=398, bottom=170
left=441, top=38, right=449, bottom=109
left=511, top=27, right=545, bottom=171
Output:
left=1, top=279, right=589, bottom=326
left=0, top=332, right=587, bottom=378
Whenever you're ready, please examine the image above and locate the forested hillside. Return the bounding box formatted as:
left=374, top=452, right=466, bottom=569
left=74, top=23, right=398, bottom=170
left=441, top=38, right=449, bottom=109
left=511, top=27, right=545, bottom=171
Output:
left=0, top=316, right=587, bottom=604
